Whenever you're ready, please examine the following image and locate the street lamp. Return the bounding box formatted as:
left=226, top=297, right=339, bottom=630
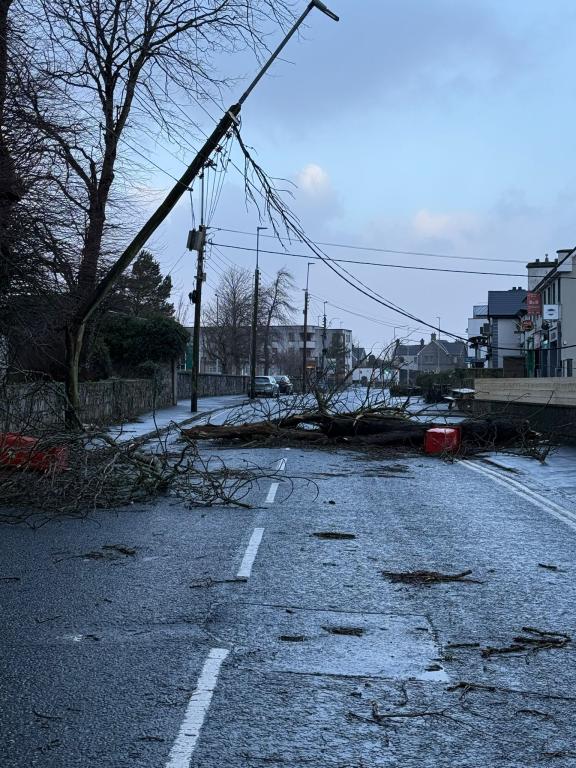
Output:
left=238, top=1, right=339, bottom=107
left=436, top=316, right=441, bottom=373
left=187, top=0, right=339, bottom=411
left=249, top=226, right=268, bottom=399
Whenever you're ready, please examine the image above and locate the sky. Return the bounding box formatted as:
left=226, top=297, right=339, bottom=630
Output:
left=132, top=0, right=576, bottom=354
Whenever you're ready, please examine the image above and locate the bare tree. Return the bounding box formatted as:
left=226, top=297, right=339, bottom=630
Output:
left=203, top=266, right=252, bottom=374
left=260, top=268, right=295, bottom=374
left=14, top=0, right=296, bottom=422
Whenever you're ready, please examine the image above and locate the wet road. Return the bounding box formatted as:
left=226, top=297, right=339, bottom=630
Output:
left=2, top=442, right=576, bottom=767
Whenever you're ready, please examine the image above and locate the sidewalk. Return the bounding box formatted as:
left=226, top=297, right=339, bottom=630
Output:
left=107, top=394, right=248, bottom=442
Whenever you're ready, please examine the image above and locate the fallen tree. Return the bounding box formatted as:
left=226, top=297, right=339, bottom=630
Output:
left=181, top=409, right=543, bottom=454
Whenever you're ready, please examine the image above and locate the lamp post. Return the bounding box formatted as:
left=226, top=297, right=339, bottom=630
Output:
left=301, top=262, right=315, bottom=394
left=436, top=316, right=441, bottom=373
left=184, top=0, right=338, bottom=411
left=250, top=226, right=267, bottom=398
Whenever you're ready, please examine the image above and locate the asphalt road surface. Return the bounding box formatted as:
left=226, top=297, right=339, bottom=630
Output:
left=2, top=440, right=576, bottom=767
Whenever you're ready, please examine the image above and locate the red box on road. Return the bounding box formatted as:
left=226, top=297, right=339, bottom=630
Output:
left=424, top=427, right=461, bottom=455
left=0, top=433, right=69, bottom=472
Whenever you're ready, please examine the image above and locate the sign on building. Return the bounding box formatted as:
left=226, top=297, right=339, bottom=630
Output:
left=543, top=304, right=560, bottom=320
left=526, top=292, right=542, bottom=315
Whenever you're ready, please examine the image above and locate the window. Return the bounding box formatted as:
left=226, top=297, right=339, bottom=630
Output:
left=288, top=333, right=295, bottom=342
left=566, top=359, right=573, bottom=378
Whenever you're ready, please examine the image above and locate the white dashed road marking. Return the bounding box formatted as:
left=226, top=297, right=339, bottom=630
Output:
left=275, top=458, right=287, bottom=472
left=265, top=482, right=280, bottom=504
left=165, top=647, right=229, bottom=768
left=237, top=527, right=265, bottom=579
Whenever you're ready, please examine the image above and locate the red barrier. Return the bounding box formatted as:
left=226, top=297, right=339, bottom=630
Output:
left=424, top=427, right=461, bottom=455
left=0, top=433, right=69, bottom=472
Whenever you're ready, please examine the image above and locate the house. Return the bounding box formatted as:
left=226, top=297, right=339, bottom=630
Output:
left=485, top=288, right=527, bottom=374
left=394, top=334, right=468, bottom=385
left=522, top=249, right=576, bottom=377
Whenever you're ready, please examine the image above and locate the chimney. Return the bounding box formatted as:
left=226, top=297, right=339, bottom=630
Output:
left=527, top=254, right=557, bottom=290
left=431, top=332, right=437, bottom=342
left=419, top=338, right=425, bottom=347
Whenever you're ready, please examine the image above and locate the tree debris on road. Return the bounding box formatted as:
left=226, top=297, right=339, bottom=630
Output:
left=481, top=627, right=571, bottom=658
left=382, top=568, right=482, bottom=585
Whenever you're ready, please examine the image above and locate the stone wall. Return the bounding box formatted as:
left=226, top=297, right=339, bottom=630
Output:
left=177, top=371, right=249, bottom=400
left=2, top=371, right=175, bottom=431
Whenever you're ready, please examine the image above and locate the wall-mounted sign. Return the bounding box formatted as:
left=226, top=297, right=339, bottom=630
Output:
left=527, top=292, right=542, bottom=315
left=543, top=304, right=560, bottom=320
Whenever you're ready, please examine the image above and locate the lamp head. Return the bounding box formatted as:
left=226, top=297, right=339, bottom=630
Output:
left=311, top=0, right=339, bottom=21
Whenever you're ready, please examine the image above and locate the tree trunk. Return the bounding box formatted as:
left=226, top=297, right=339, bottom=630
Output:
left=64, top=322, right=85, bottom=429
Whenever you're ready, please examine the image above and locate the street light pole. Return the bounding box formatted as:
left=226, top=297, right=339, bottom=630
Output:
left=436, top=316, right=441, bottom=373
left=250, top=226, right=267, bottom=398
left=321, top=300, right=327, bottom=380
left=301, top=262, right=315, bottom=394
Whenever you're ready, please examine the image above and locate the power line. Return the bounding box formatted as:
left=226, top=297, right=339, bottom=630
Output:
left=210, top=242, right=527, bottom=278
left=213, top=227, right=528, bottom=265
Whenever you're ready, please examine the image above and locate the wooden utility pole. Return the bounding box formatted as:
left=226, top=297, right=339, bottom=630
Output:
left=301, top=262, right=314, bottom=394
left=190, top=172, right=207, bottom=412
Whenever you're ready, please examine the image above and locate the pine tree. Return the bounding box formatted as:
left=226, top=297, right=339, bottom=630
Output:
left=119, top=250, right=173, bottom=317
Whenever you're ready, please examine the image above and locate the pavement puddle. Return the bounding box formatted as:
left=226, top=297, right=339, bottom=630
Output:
left=227, top=605, right=449, bottom=682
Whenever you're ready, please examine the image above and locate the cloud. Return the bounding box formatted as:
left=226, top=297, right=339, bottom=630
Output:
left=244, top=0, right=537, bottom=131
left=296, top=163, right=333, bottom=199
left=293, top=162, right=342, bottom=225
left=412, top=209, right=481, bottom=241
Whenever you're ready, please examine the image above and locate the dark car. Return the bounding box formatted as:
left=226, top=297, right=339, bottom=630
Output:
left=253, top=375, right=280, bottom=398
left=275, top=375, right=293, bottom=395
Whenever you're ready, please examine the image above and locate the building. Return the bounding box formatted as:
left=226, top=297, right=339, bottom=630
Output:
left=269, top=325, right=354, bottom=382
left=522, top=249, right=576, bottom=377
left=485, top=288, right=527, bottom=374
left=394, top=334, right=468, bottom=385
left=180, top=324, right=354, bottom=382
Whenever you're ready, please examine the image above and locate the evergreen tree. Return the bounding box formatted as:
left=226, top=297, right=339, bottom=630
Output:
left=119, top=250, right=173, bottom=317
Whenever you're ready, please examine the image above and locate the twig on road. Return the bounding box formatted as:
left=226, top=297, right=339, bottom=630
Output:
left=481, top=627, right=571, bottom=658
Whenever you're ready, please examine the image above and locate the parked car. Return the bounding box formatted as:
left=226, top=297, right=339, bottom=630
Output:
left=253, top=375, right=280, bottom=398
left=275, top=375, right=293, bottom=395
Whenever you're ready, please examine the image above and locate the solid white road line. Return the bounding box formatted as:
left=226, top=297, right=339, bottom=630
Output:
left=236, top=527, right=265, bottom=579
left=265, top=482, right=280, bottom=504
left=275, top=458, right=287, bottom=472
left=165, top=647, right=229, bottom=768
left=460, top=459, right=576, bottom=534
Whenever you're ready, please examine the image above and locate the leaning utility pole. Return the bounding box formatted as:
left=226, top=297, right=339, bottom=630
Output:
left=63, top=1, right=338, bottom=424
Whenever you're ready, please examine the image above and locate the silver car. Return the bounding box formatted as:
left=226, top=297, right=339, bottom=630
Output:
left=253, top=375, right=280, bottom=398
